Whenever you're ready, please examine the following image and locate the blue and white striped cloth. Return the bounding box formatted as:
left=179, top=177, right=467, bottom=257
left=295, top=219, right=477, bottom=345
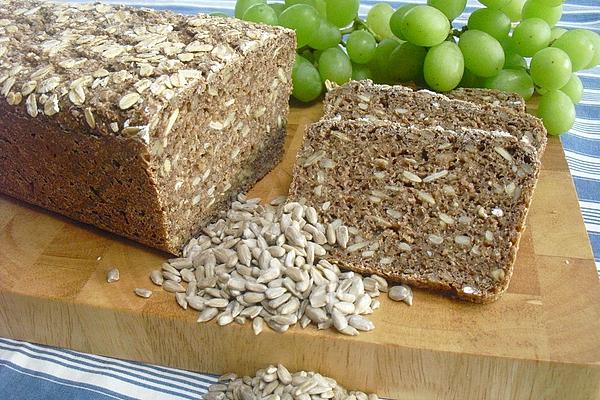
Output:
left=1, top=1, right=599, bottom=399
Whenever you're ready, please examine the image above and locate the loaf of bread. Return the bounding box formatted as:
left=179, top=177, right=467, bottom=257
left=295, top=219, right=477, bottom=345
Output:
left=324, top=80, right=546, bottom=158
left=289, top=119, right=540, bottom=302
left=446, top=87, right=526, bottom=112
left=0, top=1, right=295, bottom=254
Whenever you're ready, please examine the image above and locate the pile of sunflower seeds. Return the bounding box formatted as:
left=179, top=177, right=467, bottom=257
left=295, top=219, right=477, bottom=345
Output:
left=204, top=364, right=379, bottom=400
left=149, top=194, right=412, bottom=336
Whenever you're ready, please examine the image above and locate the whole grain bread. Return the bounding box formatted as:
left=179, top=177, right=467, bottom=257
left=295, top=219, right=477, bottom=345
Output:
left=446, top=87, right=526, bottom=112
left=0, top=0, right=296, bottom=254
left=289, top=119, right=540, bottom=303
left=324, top=80, right=546, bottom=158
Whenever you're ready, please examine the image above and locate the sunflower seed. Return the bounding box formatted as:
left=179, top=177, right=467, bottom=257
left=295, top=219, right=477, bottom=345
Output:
left=134, top=288, right=152, bottom=298
left=175, top=292, right=188, bottom=309
left=336, top=226, right=349, bottom=249
left=187, top=296, right=205, bottom=311
left=82, top=107, right=96, bottom=128
left=251, top=316, right=264, bottom=335
left=162, top=280, right=185, bottom=293
left=206, top=298, right=229, bottom=308
left=331, top=309, right=348, bottom=331
left=389, top=285, right=412, bottom=305
left=217, top=312, right=234, bottom=326
left=402, top=170, right=422, bottom=183
left=494, top=146, right=513, bottom=163
left=150, top=270, right=164, bottom=286
left=197, top=307, right=219, bottom=322
left=348, top=315, right=375, bottom=331
left=106, top=268, right=120, bottom=283
left=423, top=170, right=448, bottom=183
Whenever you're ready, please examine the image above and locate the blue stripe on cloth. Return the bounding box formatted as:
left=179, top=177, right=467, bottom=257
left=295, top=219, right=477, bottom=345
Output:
left=1, top=1, right=600, bottom=400
left=0, top=344, right=204, bottom=400
left=56, top=347, right=217, bottom=386
left=0, top=339, right=214, bottom=400
left=0, top=361, right=138, bottom=400
left=0, top=339, right=214, bottom=393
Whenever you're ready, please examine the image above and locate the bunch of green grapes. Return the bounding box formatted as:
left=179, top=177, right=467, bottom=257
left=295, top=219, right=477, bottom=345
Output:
left=231, top=0, right=600, bottom=136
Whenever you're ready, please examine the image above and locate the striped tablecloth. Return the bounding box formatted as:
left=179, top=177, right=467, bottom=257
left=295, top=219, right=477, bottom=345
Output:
left=1, top=1, right=599, bottom=399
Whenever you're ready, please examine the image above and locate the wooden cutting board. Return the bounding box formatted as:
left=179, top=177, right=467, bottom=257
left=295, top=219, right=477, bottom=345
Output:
left=1, top=102, right=599, bottom=400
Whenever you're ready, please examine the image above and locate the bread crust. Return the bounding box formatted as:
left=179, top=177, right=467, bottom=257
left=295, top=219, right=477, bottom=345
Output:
left=0, top=0, right=296, bottom=254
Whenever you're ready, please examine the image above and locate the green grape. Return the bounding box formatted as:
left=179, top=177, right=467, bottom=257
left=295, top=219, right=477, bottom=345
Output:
left=400, top=5, right=451, bottom=47
left=550, top=27, right=567, bottom=42
left=552, top=30, right=594, bottom=71
left=504, top=52, right=528, bottom=69
left=346, top=30, right=377, bottom=64
left=292, top=55, right=323, bottom=102
left=308, top=19, right=342, bottom=50
left=479, top=0, right=511, bottom=9
left=235, top=0, right=266, bottom=18
left=366, top=3, right=396, bottom=40
left=560, top=73, right=583, bottom=104
left=459, top=30, right=505, bottom=77
left=370, top=38, right=401, bottom=83
left=352, top=63, right=374, bottom=80
left=538, top=90, right=575, bottom=135
left=209, top=12, right=229, bottom=17
left=326, top=0, right=359, bottom=27
left=467, top=8, right=511, bottom=41
left=512, top=18, right=551, bottom=56
left=318, top=47, right=352, bottom=84
left=575, top=29, right=600, bottom=69
left=459, top=69, right=484, bottom=88
left=269, top=3, right=286, bottom=16
left=388, top=41, right=427, bottom=82
left=285, top=0, right=326, bottom=16
left=389, top=4, right=417, bottom=40
left=499, top=0, right=525, bottom=21
left=530, top=47, right=572, bottom=90
left=500, top=36, right=519, bottom=54
left=299, top=48, right=315, bottom=63
left=243, top=4, right=278, bottom=25
left=427, top=0, right=467, bottom=21
left=483, top=69, right=534, bottom=99
left=521, top=0, right=562, bottom=26
left=424, top=41, right=464, bottom=91
left=279, top=4, right=320, bottom=48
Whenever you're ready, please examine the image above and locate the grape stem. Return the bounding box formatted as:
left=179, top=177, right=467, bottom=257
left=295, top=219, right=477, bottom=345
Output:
left=340, top=18, right=379, bottom=41
left=452, top=26, right=467, bottom=38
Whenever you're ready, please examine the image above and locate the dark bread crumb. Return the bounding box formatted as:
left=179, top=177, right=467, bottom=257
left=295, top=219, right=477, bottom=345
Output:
left=289, top=119, right=540, bottom=303
left=323, top=80, right=546, bottom=159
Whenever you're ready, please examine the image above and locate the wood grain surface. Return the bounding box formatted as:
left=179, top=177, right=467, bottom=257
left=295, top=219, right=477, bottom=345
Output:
left=1, top=103, right=599, bottom=400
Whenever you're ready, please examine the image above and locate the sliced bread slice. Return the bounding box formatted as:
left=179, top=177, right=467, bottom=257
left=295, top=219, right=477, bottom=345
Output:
left=446, top=87, right=526, bottom=112
left=323, top=80, right=546, bottom=158
left=289, top=119, right=540, bottom=303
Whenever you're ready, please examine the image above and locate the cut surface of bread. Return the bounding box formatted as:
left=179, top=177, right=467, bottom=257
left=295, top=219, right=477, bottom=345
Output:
left=289, top=119, right=540, bottom=302
left=446, top=87, right=526, bottom=112
left=324, top=80, right=546, bottom=159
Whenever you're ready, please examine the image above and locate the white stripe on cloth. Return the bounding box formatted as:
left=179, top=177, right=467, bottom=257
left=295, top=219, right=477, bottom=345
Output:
left=0, top=338, right=216, bottom=390
left=0, top=342, right=209, bottom=400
